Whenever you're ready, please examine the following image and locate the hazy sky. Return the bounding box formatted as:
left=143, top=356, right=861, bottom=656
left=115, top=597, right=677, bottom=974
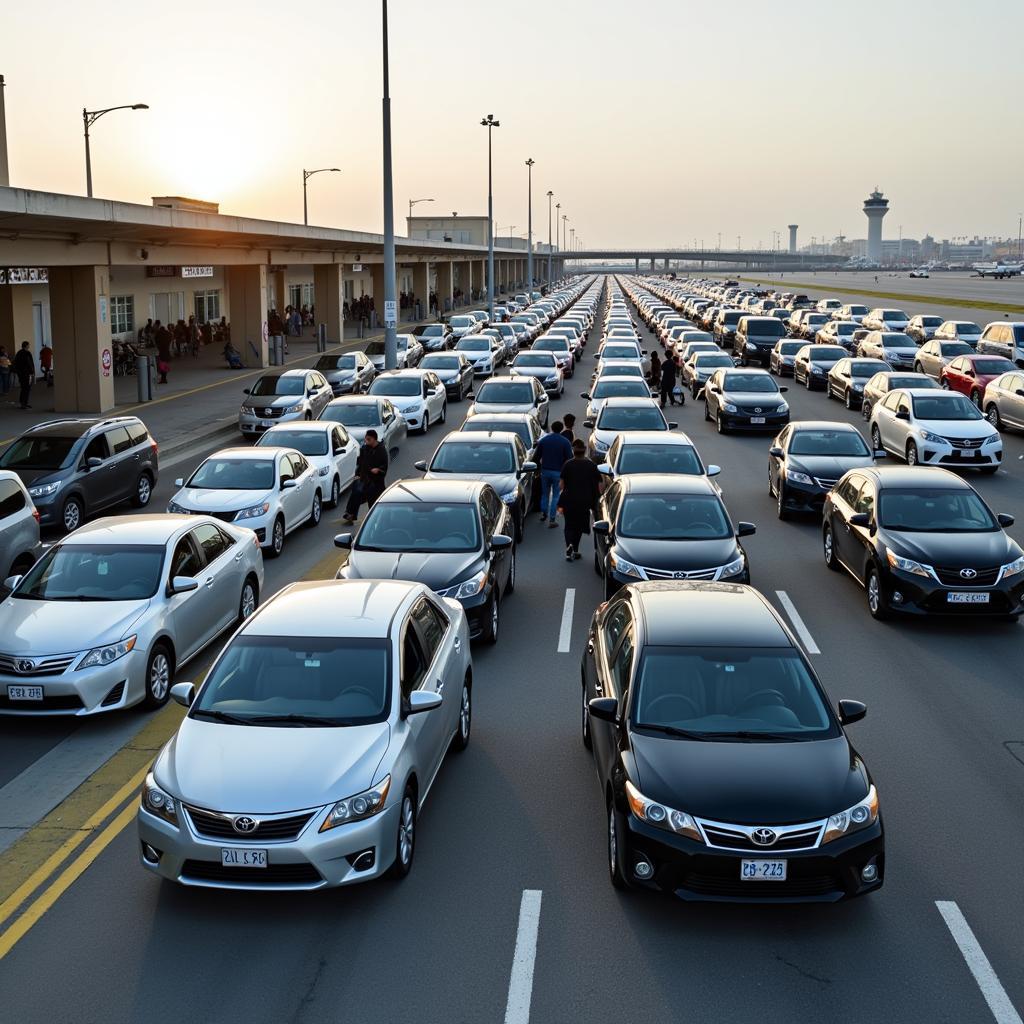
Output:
left=4, top=0, right=1023, bottom=247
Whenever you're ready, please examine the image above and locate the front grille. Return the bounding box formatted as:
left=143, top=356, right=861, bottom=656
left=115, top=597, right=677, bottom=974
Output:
left=193, top=510, right=238, bottom=523
left=185, top=806, right=315, bottom=842
left=644, top=566, right=718, bottom=581
left=681, top=871, right=839, bottom=899
left=181, top=860, right=322, bottom=885
left=944, top=437, right=983, bottom=449
left=813, top=477, right=838, bottom=490
left=255, top=407, right=284, bottom=418
left=701, top=822, right=823, bottom=852
left=0, top=693, right=84, bottom=711
left=933, top=566, right=1001, bottom=587
left=0, top=654, right=77, bottom=676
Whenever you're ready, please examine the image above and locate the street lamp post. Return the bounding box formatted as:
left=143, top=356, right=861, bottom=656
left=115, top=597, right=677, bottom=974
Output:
left=562, top=214, right=568, bottom=254
left=481, top=114, right=500, bottom=321
left=525, top=158, right=535, bottom=290
left=546, top=191, right=554, bottom=288
left=1018, top=214, right=1022, bottom=259
left=83, top=102, right=148, bottom=198
left=382, top=0, right=399, bottom=370
left=408, top=196, right=434, bottom=221
left=303, top=167, right=342, bottom=226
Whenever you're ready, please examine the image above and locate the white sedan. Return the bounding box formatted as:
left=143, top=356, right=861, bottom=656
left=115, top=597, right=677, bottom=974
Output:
left=368, top=369, right=448, bottom=433
left=255, top=421, right=358, bottom=508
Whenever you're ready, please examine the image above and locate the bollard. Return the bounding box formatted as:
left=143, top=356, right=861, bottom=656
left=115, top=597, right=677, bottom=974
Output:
left=269, top=338, right=279, bottom=366
left=274, top=336, right=285, bottom=365
left=317, top=324, right=327, bottom=353
left=414, top=301, right=422, bottom=321
left=148, top=356, right=158, bottom=397
left=370, top=311, right=378, bottom=330
left=135, top=355, right=151, bottom=401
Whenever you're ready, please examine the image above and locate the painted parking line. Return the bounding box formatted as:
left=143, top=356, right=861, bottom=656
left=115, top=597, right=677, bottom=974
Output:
left=557, top=589, right=576, bottom=653
left=936, top=901, right=1023, bottom=1024
left=504, top=889, right=543, bottom=1024
left=775, top=590, right=820, bottom=655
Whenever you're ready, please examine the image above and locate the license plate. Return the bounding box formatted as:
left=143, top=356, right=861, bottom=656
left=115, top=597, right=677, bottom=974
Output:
left=221, top=848, right=267, bottom=867
left=741, top=859, right=787, bottom=880
left=750, top=416, right=766, bottom=425
left=7, top=684, right=43, bottom=701
left=948, top=592, right=990, bottom=604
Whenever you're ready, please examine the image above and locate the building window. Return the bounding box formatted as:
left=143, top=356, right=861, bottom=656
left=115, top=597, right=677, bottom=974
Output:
left=288, top=284, right=303, bottom=308
left=302, top=283, right=314, bottom=307
left=343, top=280, right=354, bottom=302
left=194, top=289, right=221, bottom=323
left=110, top=295, right=134, bottom=335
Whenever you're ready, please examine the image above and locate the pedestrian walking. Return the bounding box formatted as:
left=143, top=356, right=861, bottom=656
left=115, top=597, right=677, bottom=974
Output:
left=13, top=341, right=35, bottom=409
left=649, top=350, right=662, bottom=386
left=155, top=320, right=172, bottom=384
left=0, top=345, right=11, bottom=394
left=561, top=413, right=577, bottom=443
left=534, top=420, right=573, bottom=526
left=343, top=429, right=389, bottom=523
left=39, top=343, right=53, bottom=386
left=558, top=439, right=603, bottom=561
left=659, top=352, right=678, bottom=408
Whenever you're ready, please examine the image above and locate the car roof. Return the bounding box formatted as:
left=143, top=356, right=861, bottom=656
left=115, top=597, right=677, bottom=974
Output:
left=375, top=368, right=430, bottom=378
left=62, top=514, right=199, bottom=544
left=631, top=583, right=793, bottom=648
left=261, top=421, right=334, bottom=434
left=790, top=420, right=860, bottom=432
left=437, top=430, right=518, bottom=445
left=244, top=580, right=421, bottom=639
left=258, top=368, right=307, bottom=378
left=378, top=478, right=484, bottom=503
left=207, top=445, right=290, bottom=460
left=617, top=473, right=717, bottom=495
left=862, top=465, right=970, bottom=490
left=616, top=430, right=695, bottom=446
left=599, top=397, right=659, bottom=408
left=22, top=416, right=141, bottom=438
left=326, top=395, right=381, bottom=406
left=464, top=412, right=536, bottom=424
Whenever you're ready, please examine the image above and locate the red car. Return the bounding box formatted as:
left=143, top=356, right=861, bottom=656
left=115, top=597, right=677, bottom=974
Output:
left=941, top=354, right=1016, bottom=406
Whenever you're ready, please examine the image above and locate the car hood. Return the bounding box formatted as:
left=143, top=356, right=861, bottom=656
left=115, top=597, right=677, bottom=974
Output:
left=882, top=346, right=917, bottom=358
left=175, top=487, right=270, bottom=513
left=346, top=550, right=484, bottom=589
left=323, top=369, right=357, bottom=383
left=630, top=732, right=868, bottom=824
left=0, top=597, right=149, bottom=655
left=9, top=468, right=61, bottom=487
left=721, top=393, right=784, bottom=409
left=430, top=368, right=460, bottom=381
left=615, top=536, right=740, bottom=572
left=156, top=718, right=392, bottom=814
left=512, top=367, right=555, bottom=379
left=788, top=454, right=875, bottom=477
left=885, top=528, right=1018, bottom=569
left=424, top=469, right=518, bottom=495
left=245, top=396, right=303, bottom=411
left=920, top=418, right=995, bottom=438
left=467, top=401, right=534, bottom=416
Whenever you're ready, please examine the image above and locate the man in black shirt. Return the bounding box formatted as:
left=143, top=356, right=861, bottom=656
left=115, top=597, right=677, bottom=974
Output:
left=343, top=430, right=389, bottom=522
left=12, top=341, right=35, bottom=410
left=558, top=439, right=603, bottom=561
left=659, top=355, right=678, bottom=408
left=560, top=413, right=576, bottom=443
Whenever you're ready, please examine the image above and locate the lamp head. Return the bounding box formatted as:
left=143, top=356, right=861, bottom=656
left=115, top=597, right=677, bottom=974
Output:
left=132, top=104, right=149, bottom=110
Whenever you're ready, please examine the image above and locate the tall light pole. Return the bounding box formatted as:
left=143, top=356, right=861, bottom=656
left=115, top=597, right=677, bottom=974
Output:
left=562, top=214, right=568, bottom=254
left=546, top=191, right=554, bottom=287
left=382, top=0, right=399, bottom=370
left=481, top=114, right=500, bottom=321
left=83, top=101, right=148, bottom=198
left=1018, top=214, right=1022, bottom=260
left=555, top=202, right=561, bottom=283
left=303, top=167, right=341, bottom=226
left=525, top=158, right=535, bottom=289
left=408, top=196, right=434, bottom=222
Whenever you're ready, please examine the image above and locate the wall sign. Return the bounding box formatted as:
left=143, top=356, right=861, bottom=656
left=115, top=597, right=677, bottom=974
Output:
left=352, top=263, right=363, bottom=273
left=146, top=266, right=177, bottom=278
left=0, top=267, right=48, bottom=284
left=383, top=299, right=397, bottom=328
left=181, top=266, right=215, bottom=279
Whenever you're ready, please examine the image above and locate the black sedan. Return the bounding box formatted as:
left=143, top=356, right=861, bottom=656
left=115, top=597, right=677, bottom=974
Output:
left=581, top=582, right=883, bottom=902
left=335, top=478, right=514, bottom=643
left=421, top=352, right=475, bottom=401
left=701, top=368, right=790, bottom=434
left=822, top=466, right=1024, bottom=620
left=593, top=474, right=754, bottom=598
left=768, top=422, right=880, bottom=519
left=413, top=322, right=453, bottom=352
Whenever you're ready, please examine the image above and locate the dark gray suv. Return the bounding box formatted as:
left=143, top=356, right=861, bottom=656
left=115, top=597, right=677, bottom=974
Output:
left=0, top=416, right=159, bottom=533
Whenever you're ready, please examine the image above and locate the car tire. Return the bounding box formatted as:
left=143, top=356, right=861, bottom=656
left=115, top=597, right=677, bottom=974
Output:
left=267, top=515, right=285, bottom=558
left=914, top=363, right=923, bottom=375
left=238, top=576, right=259, bottom=624
left=971, top=389, right=982, bottom=408
left=906, top=441, right=919, bottom=466
left=871, top=425, right=882, bottom=451
left=581, top=680, right=592, bottom=751
left=862, top=401, right=871, bottom=421
left=986, top=404, right=1003, bottom=431
left=386, top=785, right=417, bottom=880
left=451, top=676, right=472, bottom=752
left=845, top=389, right=855, bottom=410
left=482, top=592, right=500, bottom=645
left=440, top=401, right=447, bottom=424
left=941, top=379, right=950, bottom=390
left=132, top=472, right=154, bottom=508
left=505, top=547, right=516, bottom=595
left=980, top=464, right=999, bottom=475
left=604, top=573, right=618, bottom=601
left=593, top=546, right=602, bottom=576
left=823, top=525, right=839, bottom=571
left=776, top=480, right=789, bottom=520
left=61, top=495, right=84, bottom=534
left=608, top=801, right=627, bottom=891
left=420, top=413, right=430, bottom=435
left=716, top=411, right=729, bottom=435
left=805, top=373, right=813, bottom=390
left=142, top=643, right=173, bottom=710
left=304, top=411, right=312, bottom=421
left=329, top=476, right=341, bottom=508
left=307, top=490, right=322, bottom=528
left=866, top=565, right=890, bottom=621
left=703, top=400, right=712, bottom=422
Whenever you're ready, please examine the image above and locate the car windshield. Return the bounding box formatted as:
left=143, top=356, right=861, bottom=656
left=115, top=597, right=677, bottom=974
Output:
left=617, top=444, right=702, bottom=475
left=693, top=354, right=732, bottom=367
left=364, top=341, right=386, bottom=355
left=789, top=430, right=869, bottom=456
left=598, top=364, right=643, bottom=379
left=478, top=381, right=534, bottom=402
left=315, top=354, right=357, bottom=371
left=422, top=355, right=460, bottom=370
left=13, top=544, right=165, bottom=601
left=250, top=375, right=303, bottom=397
left=806, top=347, right=845, bottom=360
left=357, top=501, right=480, bottom=553
left=618, top=493, right=730, bottom=539
left=321, top=403, right=379, bottom=427
left=457, top=338, right=488, bottom=351
left=450, top=317, right=474, bottom=328
left=973, top=358, right=1015, bottom=374
left=850, top=361, right=887, bottom=377
left=535, top=339, right=569, bottom=352
left=593, top=380, right=649, bottom=399
left=723, top=373, right=779, bottom=393
left=881, top=336, right=913, bottom=349
left=777, top=342, right=804, bottom=354
left=188, top=457, right=275, bottom=490
left=940, top=344, right=973, bottom=356
left=921, top=317, right=943, bottom=326
left=192, top=636, right=390, bottom=726
left=256, top=430, right=327, bottom=457
left=889, top=376, right=937, bottom=390
left=597, top=406, right=666, bottom=431
left=370, top=378, right=421, bottom=397
left=431, top=441, right=515, bottom=474
left=633, top=646, right=836, bottom=738
left=418, top=325, right=443, bottom=336
left=835, top=323, right=857, bottom=334
left=954, top=323, right=982, bottom=333
left=882, top=311, right=908, bottom=321
left=746, top=321, right=786, bottom=337
left=602, top=346, right=641, bottom=359
left=514, top=355, right=555, bottom=368
left=912, top=395, right=982, bottom=421
left=0, top=435, right=78, bottom=471
left=878, top=488, right=997, bottom=533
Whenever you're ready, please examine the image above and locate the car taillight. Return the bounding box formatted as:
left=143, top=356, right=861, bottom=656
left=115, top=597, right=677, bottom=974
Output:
left=32, top=507, right=41, bottom=523
left=151, top=439, right=159, bottom=456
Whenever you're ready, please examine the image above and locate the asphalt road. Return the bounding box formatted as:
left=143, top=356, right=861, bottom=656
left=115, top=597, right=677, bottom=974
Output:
left=1, top=278, right=1023, bottom=1023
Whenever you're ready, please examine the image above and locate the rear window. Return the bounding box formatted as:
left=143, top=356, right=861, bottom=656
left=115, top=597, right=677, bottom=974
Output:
left=127, top=423, right=149, bottom=447
left=0, top=478, right=27, bottom=519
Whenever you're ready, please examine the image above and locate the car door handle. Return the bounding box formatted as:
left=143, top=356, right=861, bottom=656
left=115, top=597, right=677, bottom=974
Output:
left=204, top=577, right=215, bottom=587
left=436, top=678, right=445, bottom=692
left=453, top=637, right=462, bottom=653
left=234, top=552, right=243, bottom=562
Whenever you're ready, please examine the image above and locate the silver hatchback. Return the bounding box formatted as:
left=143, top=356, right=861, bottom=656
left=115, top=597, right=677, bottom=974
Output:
left=138, top=579, right=472, bottom=889
left=0, top=470, right=41, bottom=581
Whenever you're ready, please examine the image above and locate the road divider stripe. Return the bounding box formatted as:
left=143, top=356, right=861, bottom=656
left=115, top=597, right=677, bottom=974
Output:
left=775, top=591, right=820, bottom=654
left=558, top=589, right=576, bottom=653
left=504, top=889, right=543, bottom=1024
left=936, top=900, right=1023, bottom=1024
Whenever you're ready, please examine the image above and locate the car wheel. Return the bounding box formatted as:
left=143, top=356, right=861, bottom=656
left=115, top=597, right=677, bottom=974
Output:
left=986, top=404, right=1003, bottom=431
left=914, top=363, right=923, bottom=375
left=329, top=475, right=341, bottom=508
left=238, top=577, right=259, bottom=623
left=440, top=401, right=447, bottom=424
left=593, top=546, right=602, bottom=576
left=61, top=496, right=84, bottom=534
left=451, top=676, right=472, bottom=752
left=871, top=425, right=882, bottom=451
left=703, top=400, right=712, bottom=422
left=505, top=547, right=516, bottom=595
left=866, top=566, right=889, bottom=621
left=906, top=441, right=919, bottom=466
left=805, top=373, right=813, bottom=390
left=581, top=681, right=592, bottom=751
left=980, top=464, right=999, bottom=475
left=844, top=389, right=855, bottom=410
left=386, top=785, right=417, bottom=879
left=716, top=411, right=728, bottom=435
left=268, top=515, right=285, bottom=558
left=307, top=490, right=322, bottom=528
left=971, top=389, right=982, bottom=408
left=420, top=413, right=430, bottom=435
left=304, top=411, right=312, bottom=421
left=132, top=472, right=153, bottom=508
left=823, top=525, right=839, bottom=571
left=482, top=592, right=500, bottom=645
left=862, top=401, right=871, bottom=421
left=142, top=643, right=173, bottom=709
left=776, top=480, right=789, bottom=520
left=608, top=802, right=627, bottom=890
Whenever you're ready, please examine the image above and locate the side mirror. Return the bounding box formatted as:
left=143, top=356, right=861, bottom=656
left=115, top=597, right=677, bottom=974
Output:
left=583, top=419, right=594, bottom=429
left=1015, top=389, right=1024, bottom=398
left=490, top=534, right=513, bottom=550
left=779, top=386, right=789, bottom=393
left=706, top=464, right=721, bottom=477
left=668, top=422, right=678, bottom=430
left=895, top=409, right=910, bottom=421
left=593, top=520, right=611, bottom=535
left=414, top=459, right=427, bottom=472
left=87, top=457, right=102, bottom=469
left=171, top=682, right=196, bottom=708
left=404, top=690, right=443, bottom=718
left=168, top=575, right=200, bottom=596
left=334, top=533, right=353, bottom=549
left=736, top=522, right=756, bottom=538
left=243, top=387, right=251, bottom=395
left=997, top=513, right=1015, bottom=528
left=281, top=478, right=298, bottom=490
left=3, top=574, right=23, bottom=592
left=521, top=461, right=537, bottom=473
left=848, top=512, right=871, bottom=528
left=769, top=446, right=784, bottom=458
left=174, top=477, right=185, bottom=488
left=838, top=699, right=867, bottom=725
left=873, top=449, right=887, bottom=459
left=588, top=696, right=619, bottom=724
left=580, top=392, right=591, bottom=399
left=598, top=464, right=612, bottom=476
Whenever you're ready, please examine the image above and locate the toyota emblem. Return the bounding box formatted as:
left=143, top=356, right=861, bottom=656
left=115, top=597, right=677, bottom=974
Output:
left=751, top=827, right=778, bottom=847
left=674, top=571, right=688, bottom=579
left=16, top=659, right=34, bottom=674
left=232, top=815, right=259, bottom=834
left=959, top=568, right=978, bottom=580
left=754, top=407, right=762, bottom=413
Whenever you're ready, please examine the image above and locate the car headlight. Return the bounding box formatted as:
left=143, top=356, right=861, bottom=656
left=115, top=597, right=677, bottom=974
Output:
left=1000, top=555, right=1024, bottom=579
left=786, top=469, right=814, bottom=485
left=594, top=438, right=609, bottom=452
left=28, top=480, right=61, bottom=498
left=78, top=635, right=136, bottom=671
left=775, top=403, right=789, bottom=413
left=141, top=772, right=178, bottom=827
left=718, top=554, right=746, bottom=578
left=318, top=465, right=331, bottom=477
left=811, top=366, right=825, bottom=375
left=319, top=775, right=391, bottom=832
left=920, top=430, right=946, bottom=444
left=235, top=501, right=271, bottom=521
left=983, top=434, right=1001, bottom=446
left=240, top=406, right=256, bottom=415
left=625, top=780, right=702, bottom=842
left=500, top=489, right=519, bottom=504
left=853, top=382, right=864, bottom=391
left=545, top=375, right=559, bottom=383
left=822, top=786, right=878, bottom=844
left=722, top=402, right=738, bottom=413
left=437, top=570, right=488, bottom=600
left=609, top=550, right=644, bottom=579
left=746, top=343, right=756, bottom=351
left=167, top=499, right=189, bottom=514
left=886, top=547, right=932, bottom=578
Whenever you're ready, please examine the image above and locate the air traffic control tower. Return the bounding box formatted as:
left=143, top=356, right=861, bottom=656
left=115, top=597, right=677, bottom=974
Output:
left=863, top=188, right=889, bottom=263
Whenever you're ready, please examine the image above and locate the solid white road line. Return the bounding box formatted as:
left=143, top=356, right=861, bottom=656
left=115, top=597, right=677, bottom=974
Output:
left=936, top=901, right=1023, bottom=1024
left=504, top=889, right=543, bottom=1024
left=775, top=590, right=821, bottom=655
left=557, top=589, right=576, bottom=653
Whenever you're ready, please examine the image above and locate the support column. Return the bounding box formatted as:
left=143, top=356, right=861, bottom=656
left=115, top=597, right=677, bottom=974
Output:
left=314, top=264, right=344, bottom=344
left=436, top=260, right=454, bottom=313
left=634, top=257, right=639, bottom=273
left=465, top=261, right=476, bottom=304
left=370, top=263, right=386, bottom=328
left=226, top=265, right=269, bottom=368
left=272, top=269, right=286, bottom=312
left=477, top=259, right=486, bottom=303
left=0, top=283, right=35, bottom=356
left=413, top=262, right=430, bottom=320
left=49, top=266, right=115, bottom=413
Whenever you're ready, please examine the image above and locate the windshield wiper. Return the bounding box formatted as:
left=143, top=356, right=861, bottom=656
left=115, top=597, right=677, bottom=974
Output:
left=191, top=708, right=251, bottom=725
left=248, top=713, right=346, bottom=727
left=700, top=730, right=796, bottom=742
left=49, top=595, right=110, bottom=602
left=633, top=722, right=709, bottom=740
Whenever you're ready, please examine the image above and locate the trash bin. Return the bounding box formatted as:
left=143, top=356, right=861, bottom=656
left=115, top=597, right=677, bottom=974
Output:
left=414, top=301, right=422, bottom=321
left=317, top=324, right=327, bottom=353
left=273, top=336, right=286, bottom=365
left=135, top=355, right=152, bottom=401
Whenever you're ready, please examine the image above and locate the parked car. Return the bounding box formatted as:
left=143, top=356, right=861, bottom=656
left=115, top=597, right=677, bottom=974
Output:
left=769, top=340, right=807, bottom=377
left=735, top=316, right=788, bottom=366
left=860, top=371, right=938, bottom=420
left=509, top=352, right=565, bottom=397
left=906, top=315, right=945, bottom=345
left=368, top=370, right=447, bottom=434
left=582, top=378, right=654, bottom=420
left=681, top=351, right=735, bottom=398
left=319, top=396, right=407, bottom=454
left=793, top=345, right=847, bottom=390
left=467, top=376, right=550, bottom=425
left=239, top=369, right=333, bottom=436
left=313, top=352, right=376, bottom=396
left=255, top=422, right=358, bottom=509
left=701, top=368, right=789, bottom=434
left=913, top=340, right=975, bottom=380
left=983, top=371, right=1024, bottom=433
left=862, top=308, right=910, bottom=332
left=364, top=335, right=423, bottom=372
left=0, top=470, right=41, bottom=582
left=835, top=303, right=871, bottom=324
left=933, top=321, right=982, bottom=348
left=857, top=331, right=918, bottom=369
left=448, top=314, right=481, bottom=340
left=455, top=334, right=504, bottom=376
left=420, top=353, right=475, bottom=402
left=816, top=320, right=862, bottom=352
left=977, top=321, right=1024, bottom=365
left=599, top=431, right=719, bottom=483
left=460, top=412, right=543, bottom=459
left=584, top=398, right=674, bottom=463
left=940, top=354, right=1016, bottom=406
left=412, top=323, right=453, bottom=352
